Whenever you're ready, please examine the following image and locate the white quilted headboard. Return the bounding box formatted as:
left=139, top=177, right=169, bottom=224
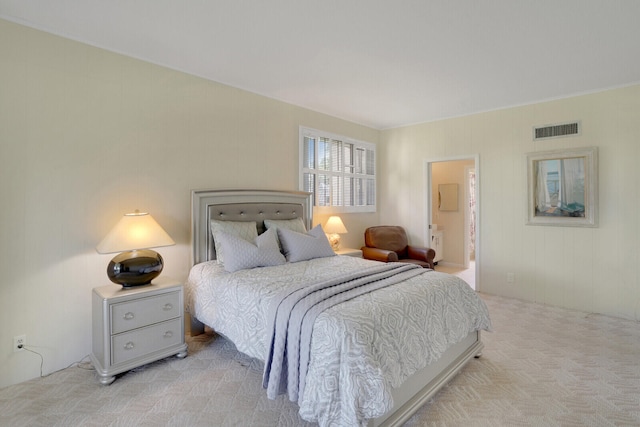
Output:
left=190, top=189, right=313, bottom=265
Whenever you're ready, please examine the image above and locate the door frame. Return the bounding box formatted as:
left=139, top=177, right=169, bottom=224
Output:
left=423, top=154, right=480, bottom=291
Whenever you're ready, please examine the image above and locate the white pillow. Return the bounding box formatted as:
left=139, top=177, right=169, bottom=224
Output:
left=216, top=228, right=286, bottom=272
left=277, top=224, right=336, bottom=263
left=210, top=220, right=258, bottom=264
left=264, top=217, right=307, bottom=234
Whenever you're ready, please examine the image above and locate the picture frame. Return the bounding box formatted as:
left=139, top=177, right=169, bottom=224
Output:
left=526, top=147, right=598, bottom=227
left=438, top=183, right=458, bottom=211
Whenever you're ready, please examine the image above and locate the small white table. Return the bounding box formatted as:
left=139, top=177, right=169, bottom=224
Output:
left=90, top=277, right=188, bottom=385
left=334, top=247, right=363, bottom=258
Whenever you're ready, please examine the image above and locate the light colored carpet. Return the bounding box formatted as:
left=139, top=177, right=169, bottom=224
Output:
left=1, top=293, right=639, bottom=427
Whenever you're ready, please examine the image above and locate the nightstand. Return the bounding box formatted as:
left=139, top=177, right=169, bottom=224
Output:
left=90, top=277, right=188, bottom=385
left=334, top=247, right=363, bottom=258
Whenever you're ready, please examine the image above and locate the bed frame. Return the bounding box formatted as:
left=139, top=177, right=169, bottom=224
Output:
left=190, top=189, right=483, bottom=427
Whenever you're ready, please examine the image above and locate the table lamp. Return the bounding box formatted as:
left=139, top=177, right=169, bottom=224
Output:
left=324, top=216, right=348, bottom=250
left=96, top=210, right=175, bottom=287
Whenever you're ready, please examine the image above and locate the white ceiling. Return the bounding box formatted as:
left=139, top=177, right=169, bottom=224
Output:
left=2, top=1, right=639, bottom=129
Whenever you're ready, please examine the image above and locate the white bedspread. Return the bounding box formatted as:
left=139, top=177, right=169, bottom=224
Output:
left=186, top=256, right=491, bottom=426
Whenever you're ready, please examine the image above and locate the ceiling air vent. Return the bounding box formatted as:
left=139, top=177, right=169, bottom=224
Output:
left=533, top=121, right=581, bottom=140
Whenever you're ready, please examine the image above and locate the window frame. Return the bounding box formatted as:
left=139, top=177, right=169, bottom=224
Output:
left=299, top=126, right=376, bottom=214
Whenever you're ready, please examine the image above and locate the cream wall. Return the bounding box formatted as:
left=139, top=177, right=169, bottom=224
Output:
left=432, top=159, right=474, bottom=266
left=380, top=84, right=640, bottom=322
left=0, top=20, right=379, bottom=388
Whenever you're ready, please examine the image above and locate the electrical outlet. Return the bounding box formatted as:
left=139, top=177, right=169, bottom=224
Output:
left=506, top=273, right=515, bottom=283
left=14, top=335, right=26, bottom=352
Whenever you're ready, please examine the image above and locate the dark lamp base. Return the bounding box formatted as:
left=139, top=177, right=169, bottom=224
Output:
left=106, top=249, right=164, bottom=287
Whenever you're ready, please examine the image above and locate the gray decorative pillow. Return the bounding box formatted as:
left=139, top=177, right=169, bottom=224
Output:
left=264, top=217, right=307, bottom=250
left=216, top=228, right=286, bottom=272
left=277, top=224, right=336, bottom=263
left=210, top=220, right=258, bottom=264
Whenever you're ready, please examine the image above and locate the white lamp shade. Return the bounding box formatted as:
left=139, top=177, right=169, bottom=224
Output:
left=324, top=216, right=348, bottom=234
left=96, top=211, right=175, bottom=254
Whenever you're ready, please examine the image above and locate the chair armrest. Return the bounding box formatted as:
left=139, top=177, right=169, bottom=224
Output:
left=361, top=247, right=399, bottom=262
left=407, top=245, right=436, bottom=268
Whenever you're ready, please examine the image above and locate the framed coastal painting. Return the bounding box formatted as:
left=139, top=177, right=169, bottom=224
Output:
left=526, top=147, right=598, bottom=227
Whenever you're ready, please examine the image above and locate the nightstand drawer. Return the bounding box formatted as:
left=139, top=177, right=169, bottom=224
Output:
left=111, top=318, right=183, bottom=365
left=111, top=291, right=180, bottom=334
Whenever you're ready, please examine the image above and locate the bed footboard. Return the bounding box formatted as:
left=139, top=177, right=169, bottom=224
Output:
left=371, top=330, right=483, bottom=427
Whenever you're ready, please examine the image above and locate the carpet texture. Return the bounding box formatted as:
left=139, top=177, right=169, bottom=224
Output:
left=1, top=293, right=639, bottom=426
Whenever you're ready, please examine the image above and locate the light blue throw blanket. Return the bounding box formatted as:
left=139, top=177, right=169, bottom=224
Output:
left=262, top=262, right=426, bottom=402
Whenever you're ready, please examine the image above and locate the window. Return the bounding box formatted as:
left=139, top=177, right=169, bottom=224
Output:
left=299, top=127, right=376, bottom=213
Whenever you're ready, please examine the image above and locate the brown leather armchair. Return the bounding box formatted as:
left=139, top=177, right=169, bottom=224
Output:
left=361, top=226, right=436, bottom=269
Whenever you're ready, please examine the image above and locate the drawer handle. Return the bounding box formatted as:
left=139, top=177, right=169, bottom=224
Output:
left=124, top=341, right=135, bottom=350
left=163, top=331, right=173, bottom=338
left=123, top=312, right=135, bottom=320
left=163, top=303, right=173, bottom=311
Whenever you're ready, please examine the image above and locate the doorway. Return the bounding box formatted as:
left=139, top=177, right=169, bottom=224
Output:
left=424, top=155, right=479, bottom=290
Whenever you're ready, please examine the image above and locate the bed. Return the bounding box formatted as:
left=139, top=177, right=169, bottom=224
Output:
left=186, top=189, right=491, bottom=426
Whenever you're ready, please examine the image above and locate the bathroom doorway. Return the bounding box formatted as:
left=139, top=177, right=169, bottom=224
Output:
left=424, top=155, right=479, bottom=290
